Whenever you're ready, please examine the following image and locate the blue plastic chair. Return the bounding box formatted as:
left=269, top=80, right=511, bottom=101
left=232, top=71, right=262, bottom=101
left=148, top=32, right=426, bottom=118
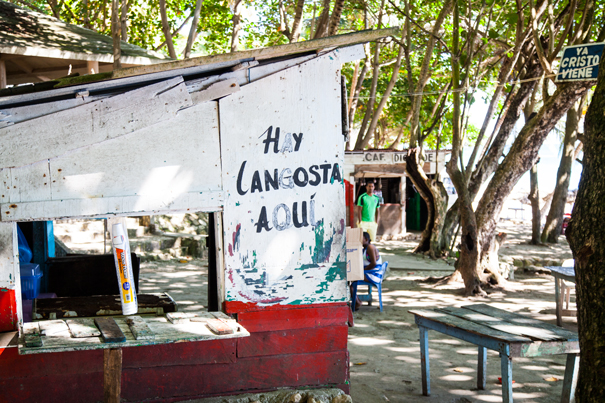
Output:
left=351, top=261, right=388, bottom=312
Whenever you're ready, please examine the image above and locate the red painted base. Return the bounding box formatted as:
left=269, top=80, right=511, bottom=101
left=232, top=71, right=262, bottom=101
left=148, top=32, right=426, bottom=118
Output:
left=0, top=289, right=17, bottom=333
left=0, top=302, right=350, bottom=402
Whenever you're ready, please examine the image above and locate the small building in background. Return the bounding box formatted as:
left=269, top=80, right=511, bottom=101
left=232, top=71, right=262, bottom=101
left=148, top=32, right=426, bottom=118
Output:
left=344, top=149, right=451, bottom=237
left=0, top=1, right=168, bottom=89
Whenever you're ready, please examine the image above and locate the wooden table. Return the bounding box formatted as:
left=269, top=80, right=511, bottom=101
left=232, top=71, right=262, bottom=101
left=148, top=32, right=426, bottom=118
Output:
left=546, top=266, right=576, bottom=327
left=410, top=304, right=579, bottom=403
left=19, top=312, right=250, bottom=403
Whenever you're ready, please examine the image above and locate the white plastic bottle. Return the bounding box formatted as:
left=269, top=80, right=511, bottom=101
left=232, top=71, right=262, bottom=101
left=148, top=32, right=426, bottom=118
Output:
left=111, top=223, right=138, bottom=315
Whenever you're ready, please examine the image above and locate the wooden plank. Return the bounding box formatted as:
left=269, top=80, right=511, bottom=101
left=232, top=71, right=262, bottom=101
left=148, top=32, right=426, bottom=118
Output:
left=190, top=79, right=240, bottom=104
left=236, top=325, right=348, bottom=358
left=0, top=168, right=10, bottom=204
left=0, top=222, right=18, bottom=290
left=166, top=312, right=197, bottom=324
left=409, top=309, right=532, bottom=343
left=125, top=316, right=155, bottom=340
left=39, top=320, right=69, bottom=336
left=8, top=160, right=51, bottom=203
left=0, top=94, right=107, bottom=125
left=0, top=77, right=193, bottom=169
left=546, top=266, right=575, bottom=279
left=437, top=307, right=566, bottom=342
left=66, top=318, right=101, bottom=338
left=95, top=317, right=127, bottom=343
left=48, top=101, right=221, bottom=201
left=206, top=318, right=233, bottom=335
left=462, top=304, right=578, bottom=340
left=19, top=314, right=250, bottom=355
left=211, top=311, right=232, bottom=320
left=0, top=371, right=104, bottom=402
left=122, top=339, right=237, bottom=368
left=512, top=340, right=580, bottom=358
left=1, top=190, right=224, bottom=222
left=236, top=305, right=350, bottom=333
left=113, top=27, right=400, bottom=79
left=33, top=294, right=177, bottom=320
left=104, top=348, right=122, bottom=403
left=22, top=322, right=42, bottom=347
left=0, top=346, right=102, bottom=378
left=119, top=350, right=348, bottom=402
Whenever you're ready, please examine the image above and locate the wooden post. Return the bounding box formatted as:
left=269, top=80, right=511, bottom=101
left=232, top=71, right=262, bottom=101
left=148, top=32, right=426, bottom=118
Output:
left=87, top=60, right=99, bottom=75
left=103, top=348, right=122, bottom=403
left=0, top=58, right=7, bottom=89
left=561, top=354, right=579, bottom=403
left=419, top=326, right=430, bottom=396
left=500, top=351, right=513, bottom=403
left=477, top=346, right=487, bottom=390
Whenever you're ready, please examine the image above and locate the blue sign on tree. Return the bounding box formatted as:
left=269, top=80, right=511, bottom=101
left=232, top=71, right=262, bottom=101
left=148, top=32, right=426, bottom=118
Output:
left=556, top=42, right=605, bottom=82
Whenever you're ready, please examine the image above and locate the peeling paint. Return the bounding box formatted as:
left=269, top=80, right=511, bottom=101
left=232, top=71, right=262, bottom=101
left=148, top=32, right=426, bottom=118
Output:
left=312, top=221, right=332, bottom=263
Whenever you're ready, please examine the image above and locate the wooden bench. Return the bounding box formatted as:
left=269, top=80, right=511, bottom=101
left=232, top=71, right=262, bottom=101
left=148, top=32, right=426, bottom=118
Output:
left=410, top=304, right=579, bottom=403
left=546, top=266, right=576, bottom=327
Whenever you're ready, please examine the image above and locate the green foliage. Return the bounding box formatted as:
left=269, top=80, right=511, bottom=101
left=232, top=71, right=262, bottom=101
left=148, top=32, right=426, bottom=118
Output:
left=11, top=0, right=604, bottom=153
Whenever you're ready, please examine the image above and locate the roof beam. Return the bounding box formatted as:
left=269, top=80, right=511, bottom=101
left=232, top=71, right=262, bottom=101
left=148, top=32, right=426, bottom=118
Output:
left=10, top=58, right=51, bottom=81
left=113, top=27, right=400, bottom=80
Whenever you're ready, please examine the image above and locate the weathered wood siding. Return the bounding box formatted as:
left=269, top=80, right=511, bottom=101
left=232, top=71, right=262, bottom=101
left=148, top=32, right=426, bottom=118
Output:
left=0, top=91, right=223, bottom=221
left=219, top=55, right=347, bottom=305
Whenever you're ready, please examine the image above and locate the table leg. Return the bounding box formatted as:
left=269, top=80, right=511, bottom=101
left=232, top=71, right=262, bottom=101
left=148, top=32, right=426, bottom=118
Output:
left=419, top=326, right=430, bottom=396
left=561, top=354, right=579, bottom=403
left=104, top=348, right=122, bottom=403
left=555, top=277, right=563, bottom=327
left=477, top=346, right=487, bottom=390
left=500, top=352, right=513, bottom=403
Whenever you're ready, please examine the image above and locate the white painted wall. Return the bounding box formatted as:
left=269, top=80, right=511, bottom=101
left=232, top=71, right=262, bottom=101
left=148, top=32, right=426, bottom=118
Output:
left=219, top=55, right=348, bottom=305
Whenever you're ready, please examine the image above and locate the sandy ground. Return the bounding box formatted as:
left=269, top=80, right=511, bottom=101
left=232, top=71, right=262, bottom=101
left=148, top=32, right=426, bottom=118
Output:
left=58, top=221, right=576, bottom=403
left=349, top=224, right=575, bottom=403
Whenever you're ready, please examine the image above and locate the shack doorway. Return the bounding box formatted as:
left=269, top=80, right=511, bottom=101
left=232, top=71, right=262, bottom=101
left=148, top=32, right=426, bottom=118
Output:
left=355, top=176, right=404, bottom=237
left=405, top=177, right=428, bottom=231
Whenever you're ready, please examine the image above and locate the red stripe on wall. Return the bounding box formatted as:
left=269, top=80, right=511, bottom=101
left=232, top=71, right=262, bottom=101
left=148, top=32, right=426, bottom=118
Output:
left=236, top=305, right=349, bottom=333
left=237, top=325, right=348, bottom=358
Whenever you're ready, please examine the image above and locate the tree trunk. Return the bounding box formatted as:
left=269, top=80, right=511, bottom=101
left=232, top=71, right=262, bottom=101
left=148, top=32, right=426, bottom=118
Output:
left=542, top=100, right=580, bottom=242
left=440, top=61, right=543, bottom=251
left=186, top=0, right=204, bottom=57
left=327, top=0, right=344, bottom=36
left=566, top=53, right=605, bottom=403
left=428, top=179, right=449, bottom=258
left=357, top=38, right=405, bottom=150
left=529, top=161, right=541, bottom=244
left=111, top=0, right=121, bottom=70
left=159, top=0, right=177, bottom=59
left=289, top=0, right=306, bottom=42
left=312, top=0, right=331, bottom=39
left=476, top=80, right=592, bottom=264
left=120, top=0, right=129, bottom=42
left=406, top=149, right=434, bottom=253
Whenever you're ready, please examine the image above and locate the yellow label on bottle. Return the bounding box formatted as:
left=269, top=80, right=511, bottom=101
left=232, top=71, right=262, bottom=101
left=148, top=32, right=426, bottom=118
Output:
left=116, top=247, right=134, bottom=304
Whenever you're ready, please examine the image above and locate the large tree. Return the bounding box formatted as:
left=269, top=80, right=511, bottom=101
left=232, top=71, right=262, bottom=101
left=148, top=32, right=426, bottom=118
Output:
left=566, top=45, right=605, bottom=403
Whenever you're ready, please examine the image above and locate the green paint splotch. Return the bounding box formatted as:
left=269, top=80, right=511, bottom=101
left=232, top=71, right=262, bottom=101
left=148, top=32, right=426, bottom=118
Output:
left=312, top=221, right=333, bottom=263
left=315, top=261, right=346, bottom=293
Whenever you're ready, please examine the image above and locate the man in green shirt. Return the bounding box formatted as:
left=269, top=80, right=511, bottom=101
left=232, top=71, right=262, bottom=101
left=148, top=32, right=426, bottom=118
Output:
left=357, top=182, right=381, bottom=241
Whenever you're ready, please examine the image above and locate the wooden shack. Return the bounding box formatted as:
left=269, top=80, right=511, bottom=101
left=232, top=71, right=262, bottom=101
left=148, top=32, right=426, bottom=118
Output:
left=0, top=28, right=397, bottom=401
left=344, top=149, right=451, bottom=237
left=0, top=1, right=168, bottom=88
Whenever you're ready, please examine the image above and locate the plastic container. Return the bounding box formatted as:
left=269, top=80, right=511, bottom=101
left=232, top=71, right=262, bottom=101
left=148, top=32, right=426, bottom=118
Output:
left=20, top=263, right=42, bottom=300
left=111, top=223, right=138, bottom=315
